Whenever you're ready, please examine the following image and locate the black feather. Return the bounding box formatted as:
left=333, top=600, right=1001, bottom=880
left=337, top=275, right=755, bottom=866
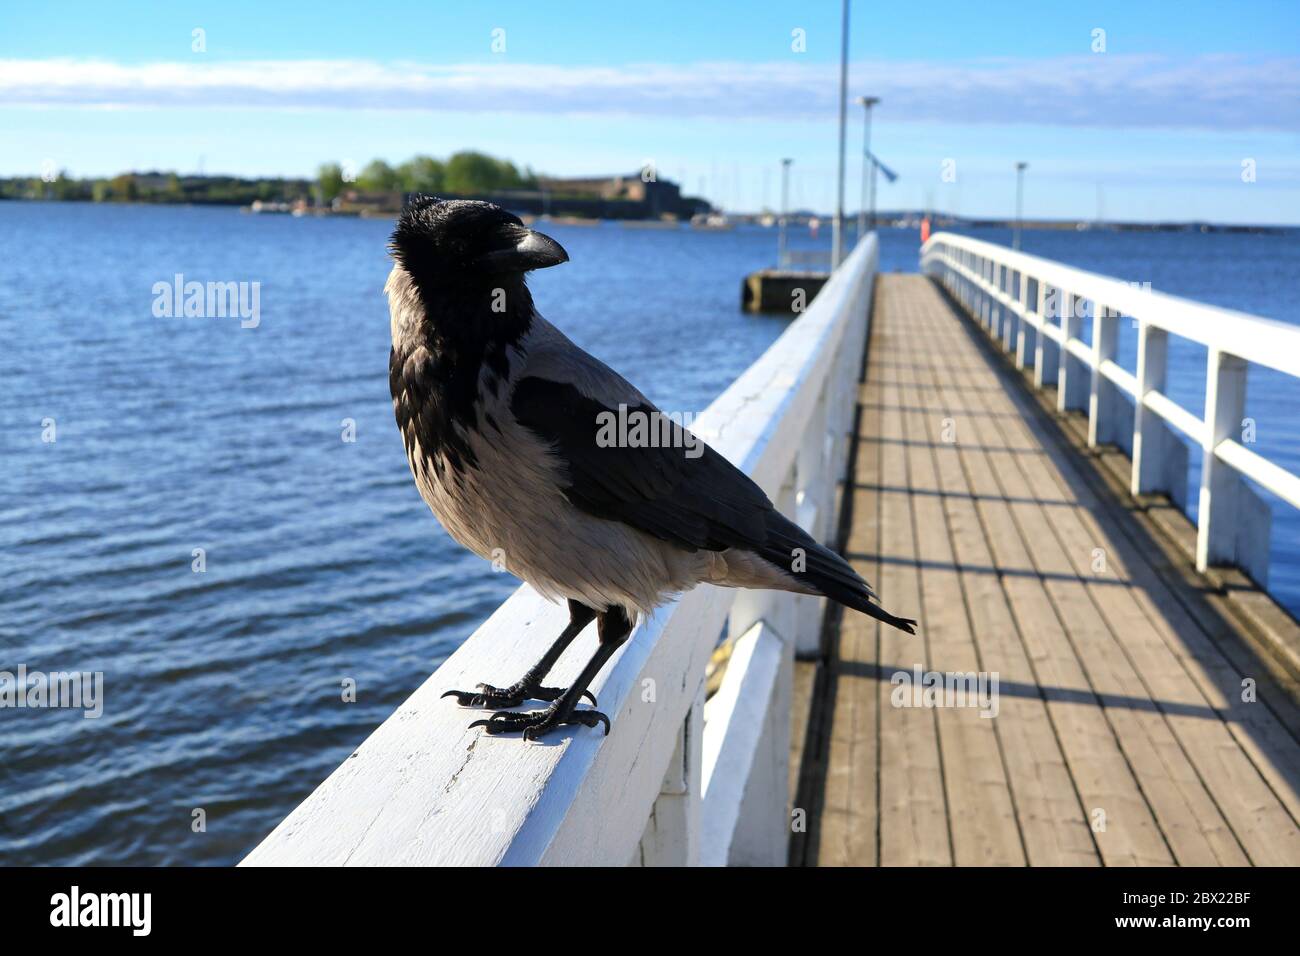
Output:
left=510, top=377, right=915, bottom=633
left=388, top=198, right=535, bottom=474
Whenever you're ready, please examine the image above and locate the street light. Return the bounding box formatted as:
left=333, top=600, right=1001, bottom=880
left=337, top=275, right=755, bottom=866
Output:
left=778, top=158, right=793, bottom=268
left=831, top=0, right=850, bottom=269
left=1014, top=161, right=1028, bottom=250
left=856, top=96, right=879, bottom=239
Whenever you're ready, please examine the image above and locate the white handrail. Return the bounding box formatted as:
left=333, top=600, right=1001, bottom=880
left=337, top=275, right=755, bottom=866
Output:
left=922, top=231, right=1297, bottom=587
left=241, top=235, right=880, bottom=867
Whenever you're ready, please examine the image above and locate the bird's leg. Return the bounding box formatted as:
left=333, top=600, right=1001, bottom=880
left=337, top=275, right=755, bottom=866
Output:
left=441, top=600, right=597, bottom=708
left=471, top=605, right=633, bottom=739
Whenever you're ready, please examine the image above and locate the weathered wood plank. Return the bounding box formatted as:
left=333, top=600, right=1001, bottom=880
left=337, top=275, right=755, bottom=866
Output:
left=801, top=272, right=1300, bottom=868
left=948, top=345, right=1241, bottom=865
left=938, top=274, right=1300, bottom=865
left=875, top=315, right=953, bottom=867
left=895, top=305, right=1099, bottom=866
left=971, top=341, right=1300, bottom=864
left=811, top=374, right=883, bottom=868
left=890, top=321, right=1025, bottom=866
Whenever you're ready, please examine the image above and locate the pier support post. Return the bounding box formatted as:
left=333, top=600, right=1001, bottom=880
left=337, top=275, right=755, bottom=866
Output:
left=1088, top=304, right=1120, bottom=446
left=1197, top=348, right=1247, bottom=572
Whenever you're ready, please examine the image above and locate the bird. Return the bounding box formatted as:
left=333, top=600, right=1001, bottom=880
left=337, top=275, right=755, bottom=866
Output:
left=386, top=196, right=916, bottom=740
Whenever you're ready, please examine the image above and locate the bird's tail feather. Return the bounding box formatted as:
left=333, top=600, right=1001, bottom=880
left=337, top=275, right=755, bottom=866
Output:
left=833, top=586, right=918, bottom=634
left=761, top=512, right=917, bottom=634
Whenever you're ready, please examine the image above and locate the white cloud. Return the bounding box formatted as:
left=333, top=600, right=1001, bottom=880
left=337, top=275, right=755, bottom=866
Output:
left=1, top=54, right=1296, bottom=131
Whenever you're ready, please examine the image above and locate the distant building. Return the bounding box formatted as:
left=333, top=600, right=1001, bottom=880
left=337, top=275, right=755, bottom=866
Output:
left=487, top=174, right=706, bottom=221
left=534, top=174, right=692, bottom=219
left=341, top=175, right=708, bottom=221
left=334, top=189, right=404, bottom=216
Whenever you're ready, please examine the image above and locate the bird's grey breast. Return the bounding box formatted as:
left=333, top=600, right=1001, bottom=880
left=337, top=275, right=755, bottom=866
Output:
left=386, top=280, right=569, bottom=569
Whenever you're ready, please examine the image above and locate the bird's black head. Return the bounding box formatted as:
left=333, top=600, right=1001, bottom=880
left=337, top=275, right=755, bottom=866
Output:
left=389, top=196, right=569, bottom=293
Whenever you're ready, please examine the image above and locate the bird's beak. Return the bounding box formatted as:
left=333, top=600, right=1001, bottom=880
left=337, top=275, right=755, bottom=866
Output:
left=478, top=225, right=569, bottom=273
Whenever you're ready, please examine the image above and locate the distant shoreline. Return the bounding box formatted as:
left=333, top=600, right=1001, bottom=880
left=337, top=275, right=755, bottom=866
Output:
left=2, top=197, right=1294, bottom=234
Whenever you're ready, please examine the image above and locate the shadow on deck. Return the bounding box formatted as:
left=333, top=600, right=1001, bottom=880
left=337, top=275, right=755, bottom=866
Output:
left=792, top=274, right=1300, bottom=867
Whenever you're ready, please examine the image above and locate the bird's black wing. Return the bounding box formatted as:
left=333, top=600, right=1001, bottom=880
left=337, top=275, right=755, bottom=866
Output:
left=510, top=375, right=915, bottom=633
left=510, top=376, right=772, bottom=554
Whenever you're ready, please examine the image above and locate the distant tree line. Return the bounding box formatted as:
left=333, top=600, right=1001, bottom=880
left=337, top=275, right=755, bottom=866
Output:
left=317, top=151, right=537, bottom=203
left=0, top=171, right=316, bottom=205
left=0, top=150, right=533, bottom=206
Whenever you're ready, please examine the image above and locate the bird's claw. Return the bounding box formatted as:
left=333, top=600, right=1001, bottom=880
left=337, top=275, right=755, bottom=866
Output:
left=441, top=683, right=596, bottom=709
left=468, top=704, right=610, bottom=739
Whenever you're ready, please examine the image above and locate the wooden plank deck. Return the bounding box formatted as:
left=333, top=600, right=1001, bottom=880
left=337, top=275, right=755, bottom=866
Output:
left=794, top=274, right=1300, bottom=866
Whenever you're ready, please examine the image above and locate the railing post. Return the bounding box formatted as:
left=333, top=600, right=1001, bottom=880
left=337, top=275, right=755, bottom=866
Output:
left=1088, top=304, right=1119, bottom=447
left=1197, top=348, right=1247, bottom=571
left=1131, top=322, right=1170, bottom=496
left=1016, top=273, right=1035, bottom=371
left=1034, top=281, right=1058, bottom=388
left=995, top=265, right=1007, bottom=347
left=998, top=264, right=1008, bottom=342
left=1002, top=267, right=1013, bottom=348
left=994, top=263, right=1004, bottom=340
left=980, top=258, right=991, bottom=329
left=730, top=472, right=801, bottom=648
left=635, top=686, right=703, bottom=865
left=794, top=384, right=831, bottom=656
left=967, top=252, right=977, bottom=316
left=986, top=261, right=996, bottom=333
left=1057, top=293, right=1085, bottom=412
left=1003, top=269, right=1017, bottom=355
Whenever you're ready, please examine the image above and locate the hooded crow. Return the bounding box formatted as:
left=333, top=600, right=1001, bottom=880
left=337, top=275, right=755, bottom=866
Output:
left=387, top=197, right=916, bottom=740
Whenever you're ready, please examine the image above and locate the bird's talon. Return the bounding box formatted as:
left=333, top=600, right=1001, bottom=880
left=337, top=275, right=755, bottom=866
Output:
left=468, top=705, right=610, bottom=739
left=442, top=680, right=589, bottom=709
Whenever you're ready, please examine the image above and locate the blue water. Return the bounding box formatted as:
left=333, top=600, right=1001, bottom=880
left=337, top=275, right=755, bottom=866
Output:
left=0, top=204, right=1296, bottom=866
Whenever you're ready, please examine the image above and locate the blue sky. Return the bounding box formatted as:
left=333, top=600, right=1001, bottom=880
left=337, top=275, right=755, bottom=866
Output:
left=2, top=0, right=1298, bottom=223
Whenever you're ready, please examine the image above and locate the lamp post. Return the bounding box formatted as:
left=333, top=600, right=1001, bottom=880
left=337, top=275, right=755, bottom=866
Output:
left=856, top=96, right=879, bottom=239
left=1014, top=161, right=1028, bottom=250
left=831, top=0, right=850, bottom=268
left=778, top=158, right=793, bottom=268
left=869, top=155, right=878, bottom=234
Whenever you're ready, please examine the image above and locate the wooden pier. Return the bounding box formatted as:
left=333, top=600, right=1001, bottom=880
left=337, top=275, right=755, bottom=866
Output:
left=793, top=274, right=1300, bottom=866
left=246, top=235, right=1300, bottom=867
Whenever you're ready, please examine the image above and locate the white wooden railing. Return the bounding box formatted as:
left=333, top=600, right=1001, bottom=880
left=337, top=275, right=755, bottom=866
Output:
left=241, top=235, right=880, bottom=867
left=922, top=231, right=1300, bottom=587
